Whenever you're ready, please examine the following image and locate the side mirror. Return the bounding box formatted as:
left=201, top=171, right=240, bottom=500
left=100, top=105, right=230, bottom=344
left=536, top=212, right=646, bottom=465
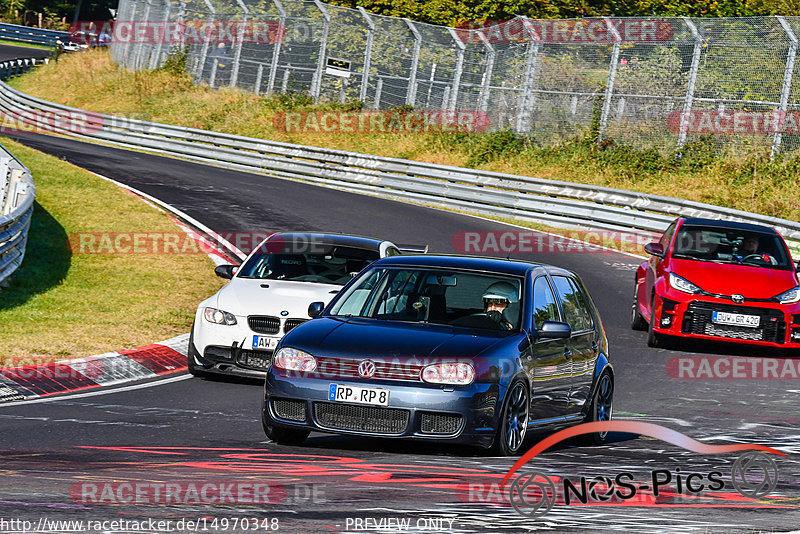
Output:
left=644, top=242, right=665, bottom=258
left=795, top=260, right=800, bottom=273
left=308, top=302, right=325, bottom=318
left=214, top=264, right=237, bottom=279
left=537, top=321, right=571, bottom=340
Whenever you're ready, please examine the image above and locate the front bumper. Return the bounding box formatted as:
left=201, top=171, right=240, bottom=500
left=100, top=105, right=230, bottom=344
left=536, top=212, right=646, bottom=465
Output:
left=651, top=291, right=800, bottom=349
left=263, top=371, right=501, bottom=448
left=191, top=318, right=284, bottom=377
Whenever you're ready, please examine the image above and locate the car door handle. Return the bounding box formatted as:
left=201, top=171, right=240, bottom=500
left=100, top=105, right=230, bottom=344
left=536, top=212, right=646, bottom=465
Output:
left=564, top=348, right=572, bottom=360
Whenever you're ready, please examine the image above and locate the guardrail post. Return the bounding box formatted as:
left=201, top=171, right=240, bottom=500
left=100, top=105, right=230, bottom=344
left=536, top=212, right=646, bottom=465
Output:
left=447, top=27, right=465, bottom=113
left=514, top=18, right=540, bottom=135
left=404, top=19, right=422, bottom=107
left=358, top=7, right=375, bottom=105
left=676, top=17, right=703, bottom=153
left=194, top=0, right=216, bottom=81
left=477, top=31, right=495, bottom=115
left=230, top=0, right=249, bottom=87
left=597, top=18, right=622, bottom=145
left=267, top=0, right=286, bottom=95
left=773, top=16, right=797, bottom=158
left=311, top=0, right=330, bottom=102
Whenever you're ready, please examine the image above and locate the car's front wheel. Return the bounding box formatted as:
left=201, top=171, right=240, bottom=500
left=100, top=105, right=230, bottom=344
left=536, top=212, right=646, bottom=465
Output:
left=187, top=323, right=210, bottom=378
left=631, top=284, right=648, bottom=331
left=647, top=295, right=665, bottom=348
left=583, top=371, right=613, bottom=445
left=491, top=379, right=529, bottom=456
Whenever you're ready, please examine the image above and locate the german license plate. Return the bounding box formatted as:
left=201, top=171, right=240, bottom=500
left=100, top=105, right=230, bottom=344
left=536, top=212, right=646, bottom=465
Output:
left=239, top=352, right=270, bottom=369
left=252, top=335, right=278, bottom=350
left=712, top=311, right=760, bottom=328
left=328, top=384, right=389, bottom=406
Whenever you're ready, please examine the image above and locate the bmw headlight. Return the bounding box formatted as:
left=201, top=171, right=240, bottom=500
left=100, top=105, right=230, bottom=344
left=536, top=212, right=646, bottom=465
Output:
left=669, top=273, right=702, bottom=294
left=774, top=286, right=800, bottom=304
left=273, top=347, right=317, bottom=372
left=203, top=307, right=237, bottom=325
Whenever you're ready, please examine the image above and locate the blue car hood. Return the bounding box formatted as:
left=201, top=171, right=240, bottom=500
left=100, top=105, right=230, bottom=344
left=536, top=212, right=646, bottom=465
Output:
left=282, top=317, right=515, bottom=361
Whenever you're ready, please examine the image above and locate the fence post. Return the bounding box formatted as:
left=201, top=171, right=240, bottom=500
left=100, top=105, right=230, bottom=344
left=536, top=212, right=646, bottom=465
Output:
left=676, top=17, right=703, bottom=152
left=135, top=0, right=153, bottom=69
left=194, top=0, right=216, bottom=81
left=229, top=0, right=249, bottom=87
left=597, top=18, right=622, bottom=145
left=149, top=0, right=171, bottom=69
left=267, top=0, right=286, bottom=95
left=311, top=0, right=330, bottom=102
left=773, top=16, right=797, bottom=158
left=477, top=30, right=495, bottom=115
left=514, top=17, right=540, bottom=135
left=404, top=18, right=422, bottom=107
left=374, top=77, right=383, bottom=109
left=446, top=27, right=465, bottom=113
left=358, top=7, right=375, bottom=104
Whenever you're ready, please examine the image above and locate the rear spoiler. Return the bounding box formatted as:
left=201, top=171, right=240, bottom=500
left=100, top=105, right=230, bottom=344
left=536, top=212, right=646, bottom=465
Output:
left=397, top=244, right=429, bottom=254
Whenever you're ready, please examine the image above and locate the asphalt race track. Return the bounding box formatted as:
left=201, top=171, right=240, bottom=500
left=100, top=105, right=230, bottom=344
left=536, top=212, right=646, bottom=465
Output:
left=1, top=54, right=799, bottom=531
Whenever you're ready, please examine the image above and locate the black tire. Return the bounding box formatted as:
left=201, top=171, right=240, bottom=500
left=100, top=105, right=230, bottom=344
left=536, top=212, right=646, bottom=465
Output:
left=491, top=379, right=530, bottom=456
left=583, top=371, right=614, bottom=445
left=187, top=323, right=210, bottom=378
left=630, top=284, right=648, bottom=331
left=647, top=295, right=664, bottom=348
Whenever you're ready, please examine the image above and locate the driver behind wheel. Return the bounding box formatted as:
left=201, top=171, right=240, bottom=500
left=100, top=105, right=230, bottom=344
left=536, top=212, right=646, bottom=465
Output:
left=482, top=282, right=518, bottom=330
left=738, top=234, right=777, bottom=265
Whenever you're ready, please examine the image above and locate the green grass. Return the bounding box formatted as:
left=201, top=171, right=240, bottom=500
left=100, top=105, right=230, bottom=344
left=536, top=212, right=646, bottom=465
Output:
left=10, top=48, right=800, bottom=224
left=0, top=39, right=54, bottom=51
left=0, top=138, right=225, bottom=364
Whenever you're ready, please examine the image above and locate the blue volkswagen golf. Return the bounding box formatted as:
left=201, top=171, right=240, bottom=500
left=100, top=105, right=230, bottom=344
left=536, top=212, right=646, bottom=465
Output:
left=261, top=255, right=613, bottom=455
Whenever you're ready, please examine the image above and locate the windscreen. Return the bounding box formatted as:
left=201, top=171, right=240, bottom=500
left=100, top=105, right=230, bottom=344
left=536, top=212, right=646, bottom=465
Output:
left=329, top=268, right=523, bottom=331
left=236, top=246, right=380, bottom=284
left=672, top=226, right=792, bottom=270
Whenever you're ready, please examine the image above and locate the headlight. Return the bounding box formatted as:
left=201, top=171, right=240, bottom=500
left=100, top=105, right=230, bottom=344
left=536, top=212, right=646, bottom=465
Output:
left=774, top=286, right=800, bottom=304
left=203, top=307, right=237, bottom=325
left=421, top=361, right=475, bottom=385
left=273, top=348, right=317, bottom=372
left=668, top=273, right=702, bottom=294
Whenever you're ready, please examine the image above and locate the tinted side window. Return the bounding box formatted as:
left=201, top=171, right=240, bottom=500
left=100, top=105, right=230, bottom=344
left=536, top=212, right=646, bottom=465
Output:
left=552, top=276, right=592, bottom=332
left=532, top=276, right=559, bottom=329
left=660, top=221, right=677, bottom=250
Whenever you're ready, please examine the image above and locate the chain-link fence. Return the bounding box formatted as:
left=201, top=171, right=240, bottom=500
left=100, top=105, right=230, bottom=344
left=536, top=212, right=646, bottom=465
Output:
left=107, top=3, right=800, bottom=156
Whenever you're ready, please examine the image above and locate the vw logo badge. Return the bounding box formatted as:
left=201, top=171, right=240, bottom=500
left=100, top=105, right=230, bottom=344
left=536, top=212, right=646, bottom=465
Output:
left=280, top=310, right=289, bottom=316
left=732, top=294, right=745, bottom=304
left=358, top=359, right=376, bottom=379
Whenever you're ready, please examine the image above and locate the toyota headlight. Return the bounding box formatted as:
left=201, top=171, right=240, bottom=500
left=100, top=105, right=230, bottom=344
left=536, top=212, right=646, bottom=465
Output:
left=273, top=347, right=317, bottom=372
left=669, top=273, right=702, bottom=294
left=203, top=307, right=237, bottom=325
left=774, top=286, right=800, bottom=304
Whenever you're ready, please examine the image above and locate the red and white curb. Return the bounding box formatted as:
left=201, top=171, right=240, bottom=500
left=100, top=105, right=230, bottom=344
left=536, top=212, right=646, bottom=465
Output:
left=0, top=334, right=189, bottom=403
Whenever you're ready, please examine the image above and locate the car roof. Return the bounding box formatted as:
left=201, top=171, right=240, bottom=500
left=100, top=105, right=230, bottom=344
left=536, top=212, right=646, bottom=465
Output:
left=370, top=254, right=567, bottom=277
left=679, top=217, right=779, bottom=235
left=265, top=232, right=388, bottom=250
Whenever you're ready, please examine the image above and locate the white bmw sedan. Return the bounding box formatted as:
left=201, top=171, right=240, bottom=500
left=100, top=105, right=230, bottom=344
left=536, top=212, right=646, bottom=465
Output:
left=188, top=233, right=410, bottom=378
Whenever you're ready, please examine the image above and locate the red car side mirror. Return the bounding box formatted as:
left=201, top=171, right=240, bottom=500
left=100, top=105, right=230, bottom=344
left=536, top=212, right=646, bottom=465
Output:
left=644, top=242, right=665, bottom=257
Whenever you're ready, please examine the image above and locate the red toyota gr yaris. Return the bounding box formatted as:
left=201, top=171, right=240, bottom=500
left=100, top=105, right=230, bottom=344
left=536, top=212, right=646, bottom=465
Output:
left=632, top=217, right=800, bottom=351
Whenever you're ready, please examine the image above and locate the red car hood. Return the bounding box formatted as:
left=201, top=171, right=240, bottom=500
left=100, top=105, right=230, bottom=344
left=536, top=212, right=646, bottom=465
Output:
left=671, top=259, right=798, bottom=299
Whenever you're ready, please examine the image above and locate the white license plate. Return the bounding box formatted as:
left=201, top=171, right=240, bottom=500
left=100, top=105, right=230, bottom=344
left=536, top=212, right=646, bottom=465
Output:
left=712, top=311, right=760, bottom=328
left=252, top=335, right=278, bottom=350
left=328, top=384, right=389, bottom=406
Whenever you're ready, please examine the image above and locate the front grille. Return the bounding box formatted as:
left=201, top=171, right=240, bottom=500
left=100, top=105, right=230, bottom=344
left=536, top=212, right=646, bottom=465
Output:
left=284, top=319, right=308, bottom=333
left=420, top=413, right=463, bottom=435
left=682, top=302, right=785, bottom=344
left=248, top=316, right=280, bottom=334
left=314, top=356, right=422, bottom=381
left=313, top=402, right=409, bottom=434
left=272, top=399, right=306, bottom=422
left=236, top=350, right=272, bottom=370
left=204, top=346, right=232, bottom=362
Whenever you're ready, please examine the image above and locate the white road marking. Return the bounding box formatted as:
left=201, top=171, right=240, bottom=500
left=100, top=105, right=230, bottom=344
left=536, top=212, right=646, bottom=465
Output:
left=0, top=374, right=192, bottom=408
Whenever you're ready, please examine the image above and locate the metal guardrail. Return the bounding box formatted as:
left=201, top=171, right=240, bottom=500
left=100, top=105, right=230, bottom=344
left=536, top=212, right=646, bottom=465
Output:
left=0, top=22, right=64, bottom=47
left=0, top=56, right=798, bottom=259
left=0, top=142, right=35, bottom=287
